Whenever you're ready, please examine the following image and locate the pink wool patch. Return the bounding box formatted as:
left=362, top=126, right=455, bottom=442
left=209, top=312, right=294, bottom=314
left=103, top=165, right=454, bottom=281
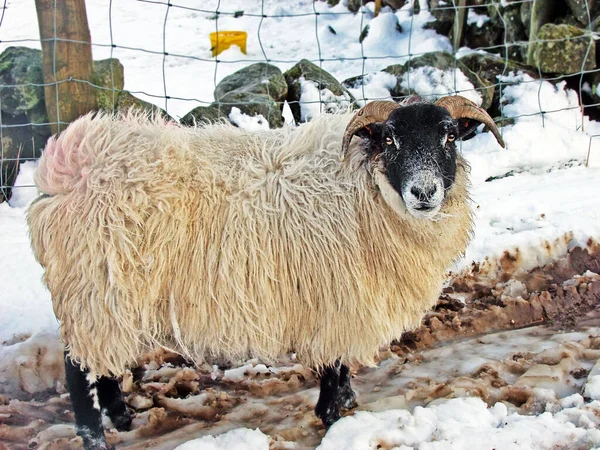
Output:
left=35, top=118, right=92, bottom=196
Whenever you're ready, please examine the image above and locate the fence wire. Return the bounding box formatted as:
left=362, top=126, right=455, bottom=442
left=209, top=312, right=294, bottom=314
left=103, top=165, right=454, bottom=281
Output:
left=0, top=0, right=598, bottom=202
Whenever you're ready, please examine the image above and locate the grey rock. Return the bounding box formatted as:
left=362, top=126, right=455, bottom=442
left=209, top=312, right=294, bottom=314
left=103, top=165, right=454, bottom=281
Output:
left=460, top=53, right=539, bottom=116
left=214, top=91, right=283, bottom=128
left=284, top=59, right=355, bottom=123
left=180, top=105, right=228, bottom=126
left=565, top=0, right=599, bottom=26
left=464, top=17, right=502, bottom=51
left=347, top=0, right=362, bottom=13
left=116, top=91, right=172, bottom=121
left=214, top=63, right=287, bottom=103
left=382, top=0, right=408, bottom=10
left=425, top=0, right=454, bottom=36
left=1, top=110, right=49, bottom=202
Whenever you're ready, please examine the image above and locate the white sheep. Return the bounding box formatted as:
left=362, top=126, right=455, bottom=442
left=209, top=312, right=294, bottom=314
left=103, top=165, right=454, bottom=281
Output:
left=27, top=96, right=504, bottom=450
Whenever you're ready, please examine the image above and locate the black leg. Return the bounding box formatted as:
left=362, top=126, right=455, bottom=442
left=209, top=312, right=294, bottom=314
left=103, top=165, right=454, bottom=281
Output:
left=64, top=352, right=112, bottom=450
left=338, top=363, right=357, bottom=409
left=97, top=376, right=132, bottom=431
left=315, top=361, right=357, bottom=428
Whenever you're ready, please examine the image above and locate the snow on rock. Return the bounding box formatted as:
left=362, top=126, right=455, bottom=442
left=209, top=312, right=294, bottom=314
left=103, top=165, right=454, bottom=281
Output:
left=584, top=360, right=600, bottom=400
left=0, top=332, right=65, bottom=398
left=228, top=107, right=270, bottom=131
left=223, top=362, right=272, bottom=382
left=400, top=66, right=482, bottom=105
left=318, top=397, right=600, bottom=450
left=346, top=71, right=397, bottom=106
left=467, top=10, right=491, bottom=28
left=298, top=77, right=352, bottom=122
left=174, top=428, right=270, bottom=450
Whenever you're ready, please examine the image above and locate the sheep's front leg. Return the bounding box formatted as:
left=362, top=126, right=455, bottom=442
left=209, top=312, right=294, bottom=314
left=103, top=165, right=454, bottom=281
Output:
left=64, top=353, right=112, bottom=450
left=315, top=362, right=357, bottom=428
left=97, top=376, right=132, bottom=431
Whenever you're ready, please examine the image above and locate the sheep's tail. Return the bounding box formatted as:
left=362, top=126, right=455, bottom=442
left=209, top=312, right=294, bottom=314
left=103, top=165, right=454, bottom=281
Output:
left=34, top=113, right=102, bottom=196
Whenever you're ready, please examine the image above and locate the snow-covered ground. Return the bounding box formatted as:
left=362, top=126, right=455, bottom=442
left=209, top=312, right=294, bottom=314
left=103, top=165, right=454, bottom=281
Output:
left=2, top=0, right=600, bottom=449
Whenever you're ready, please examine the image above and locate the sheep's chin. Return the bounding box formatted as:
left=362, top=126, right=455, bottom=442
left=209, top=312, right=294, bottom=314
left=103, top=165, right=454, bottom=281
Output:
left=374, top=170, right=443, bottom=221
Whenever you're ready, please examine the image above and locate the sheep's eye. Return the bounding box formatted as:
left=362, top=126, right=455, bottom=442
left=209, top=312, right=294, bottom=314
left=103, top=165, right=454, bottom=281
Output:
left=385, top=137, right=394, bottom=146
left=447, top=134, right=456, bottom=143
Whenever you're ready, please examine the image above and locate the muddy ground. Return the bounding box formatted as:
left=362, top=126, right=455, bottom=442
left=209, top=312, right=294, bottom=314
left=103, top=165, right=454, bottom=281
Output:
left=1, top=242, right=599, bottom=449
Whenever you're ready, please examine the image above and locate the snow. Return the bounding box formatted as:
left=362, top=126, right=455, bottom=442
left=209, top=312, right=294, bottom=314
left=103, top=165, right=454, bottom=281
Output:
left=299, top=77, right=353, bottom=121
left=400, top=66, right=483, bottom=104
left=346, top=71, right=397, bottom=105
left=228, top=107, right=270, bottom=131
left=319, top=397, right=600, bottom=450
left=174, top=428, right=270, bottom=450
left=585, top=361, right=600, bottom=400
left=467, top=10, right=491, bottom=29
left=2, top=0, right=600, bottom=448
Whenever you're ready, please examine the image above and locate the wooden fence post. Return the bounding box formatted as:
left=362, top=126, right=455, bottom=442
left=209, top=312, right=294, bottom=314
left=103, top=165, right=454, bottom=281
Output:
left=452, top=0, right=468, bottom=53
left=34, top=0, right=97, bottom=135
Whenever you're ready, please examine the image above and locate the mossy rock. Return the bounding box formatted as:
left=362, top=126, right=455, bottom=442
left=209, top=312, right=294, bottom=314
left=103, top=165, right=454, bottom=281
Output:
left=0, top=47, right=44, bottom=116
left=284, top=59, right=355, bottom=123
left=116, top=91, right=172, bottom=121
left=383, top=51, right=494, bottom=110
left=213, top=91, right=283, bottom=128
left=93, top=59, right=125, bottom=111
left=214, top=63, right=287, bottom=103
left=180, top=105, right=228, bottom=126
left=459, top=53, right=538, bottom=85
left=533, top=24, right=595, bottom=74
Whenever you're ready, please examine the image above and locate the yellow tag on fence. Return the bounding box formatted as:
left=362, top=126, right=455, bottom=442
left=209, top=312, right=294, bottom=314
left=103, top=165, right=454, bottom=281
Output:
left=210, top=31, right=247, bottom=57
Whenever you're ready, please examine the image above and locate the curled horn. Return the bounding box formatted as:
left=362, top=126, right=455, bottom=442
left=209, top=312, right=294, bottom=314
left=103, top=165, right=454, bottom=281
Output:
left=341, top=101, right=400, bottom=157
left=435, top=96, right=505, bottom=148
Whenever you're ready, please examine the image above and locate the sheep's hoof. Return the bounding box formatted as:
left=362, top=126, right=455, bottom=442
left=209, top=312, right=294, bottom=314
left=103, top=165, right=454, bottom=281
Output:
left=320, top=411, right=341, bottom=429
left=340, top=388, right=357, bottom=410
left=315, top=403, right=341, bottom=429
left=109, top=407, right=133, bottom=432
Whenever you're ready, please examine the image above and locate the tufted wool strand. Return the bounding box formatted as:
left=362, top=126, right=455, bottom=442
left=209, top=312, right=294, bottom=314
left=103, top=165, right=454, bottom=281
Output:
left=27, top=112, right=473, bottom=377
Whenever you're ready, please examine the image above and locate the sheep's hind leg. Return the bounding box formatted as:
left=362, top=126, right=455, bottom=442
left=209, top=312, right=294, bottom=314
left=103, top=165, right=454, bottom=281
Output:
left=315, top=362, right=357, bottom=428
left=64, top=352, right=112, bottom=450
left=97, top=376, right=132, bottom=431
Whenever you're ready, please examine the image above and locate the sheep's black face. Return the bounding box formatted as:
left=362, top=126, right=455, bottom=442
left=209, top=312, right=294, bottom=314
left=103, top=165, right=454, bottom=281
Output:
left=358, top=103, right=477, bottom=220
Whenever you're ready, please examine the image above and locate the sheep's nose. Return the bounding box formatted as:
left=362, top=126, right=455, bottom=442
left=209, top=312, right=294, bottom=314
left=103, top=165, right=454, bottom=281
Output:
left=410, top=184, right=438, bottom=203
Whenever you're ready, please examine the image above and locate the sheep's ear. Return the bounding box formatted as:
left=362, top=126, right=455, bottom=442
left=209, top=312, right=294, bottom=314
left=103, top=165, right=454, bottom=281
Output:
left=456, top=118, right=481, bottom=140
left=355, top=122, right=384, bottom=155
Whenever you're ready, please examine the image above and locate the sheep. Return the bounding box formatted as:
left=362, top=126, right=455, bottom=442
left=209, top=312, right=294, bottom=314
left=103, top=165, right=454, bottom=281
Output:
left=27, top=96, right=504, bottom=450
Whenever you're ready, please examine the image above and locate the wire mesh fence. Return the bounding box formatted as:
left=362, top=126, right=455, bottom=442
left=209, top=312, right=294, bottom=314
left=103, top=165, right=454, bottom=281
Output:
left=1, top=0, right=598, bottom=203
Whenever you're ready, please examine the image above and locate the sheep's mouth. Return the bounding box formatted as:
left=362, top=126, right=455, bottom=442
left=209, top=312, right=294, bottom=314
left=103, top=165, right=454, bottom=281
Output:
left=405, top=202, right=442, bottom=220
left=414, top=203, right=435, bottom=212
